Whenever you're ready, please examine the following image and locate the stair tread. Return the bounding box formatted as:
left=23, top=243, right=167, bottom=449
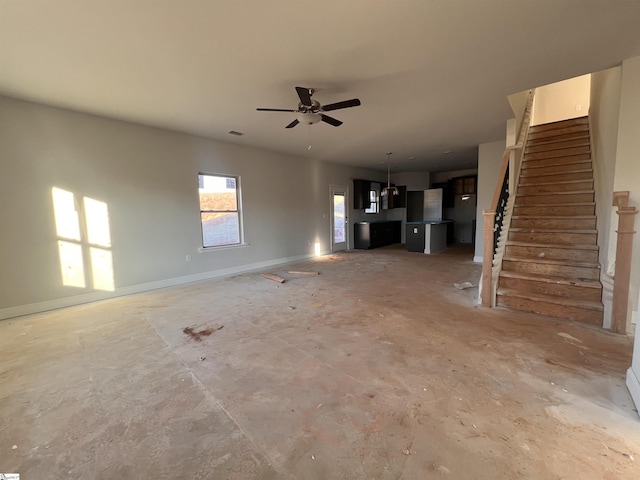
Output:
left=516, top=190, right=594, bottom=196
left=509, top=228, right=596, bottom=234
left=511, top=215, right=595, bottom=219
left=523, top=165, right=593, bottom=174
left=520, top=168, right=593, bottom=176
left=503, top=255, right=600, bottom=268
left=523, top=158, right=591, bottom=167
left=499, top=270, right=602, bottom=288
left=497, top=288, right=603, bottom=311
left=527, top=133, right=590, bottom=147
left=518, top=179, right=593, bottom=187
left=514, top=201, right=595, bottom=206
left=505, top=240, right=599, bottom=250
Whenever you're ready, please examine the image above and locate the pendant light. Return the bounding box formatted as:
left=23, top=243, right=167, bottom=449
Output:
left=381, top=152, right=399, bottom=196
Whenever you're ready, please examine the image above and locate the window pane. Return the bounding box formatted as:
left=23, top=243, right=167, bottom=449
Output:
left=202, top=212, right=240, bottom=247
left=333, top=194, right=345, bottom=243
left=199, top=175, right=237, bottom=211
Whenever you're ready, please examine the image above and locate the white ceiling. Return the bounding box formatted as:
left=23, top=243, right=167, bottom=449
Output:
left=2, top=1, right=640, bottom=172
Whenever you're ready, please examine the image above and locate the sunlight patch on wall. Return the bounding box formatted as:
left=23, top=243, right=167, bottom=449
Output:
left=84, top=197, right=112, bottom=247
left=90, top=247, right=114, bottom=291
left=57, top=240, right=86, bottom=288
left=52, top=187, right=115, bottom=291
left=52, top=187, right=81, bottom=241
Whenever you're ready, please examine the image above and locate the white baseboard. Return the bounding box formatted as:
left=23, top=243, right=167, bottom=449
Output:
left=627, top=367, right=640, bottom=418
left=0, top=253, right=314, bottom=321
left=473, top=255, right=483, bottom=263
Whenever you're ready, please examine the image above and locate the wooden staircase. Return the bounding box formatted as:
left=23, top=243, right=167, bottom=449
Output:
left=496, top=116, right=604, bottom=326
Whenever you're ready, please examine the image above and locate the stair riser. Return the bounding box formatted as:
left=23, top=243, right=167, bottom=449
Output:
left=510, top=217, right=596, bottom=230
left=523, top=153, right=591, bottom=169
left=527, top=131, right=590, bottom=147
left=496, top=294, right=603, bottom=326
left=524, top=145, right=591, bottom=161
left=528, top=117, right=588, bottom=134
left=513, top=204, right=595, bottom=216
left=521, top=161, right=592, bottom=176
left=516, top=192, right=594, bottom=205
left=525, top=137, right=590, bottom=154
left=519, top=170, right=593, bottom=184
left=499, top=276, right=602, bottom=302
left=518, top=181, right=593, bottom=195
left=502, top=260, right=600, bottom=280
left=508, top=231, right=597, bottom=245
left=505, top=244, right=598, bottom=263
left=527, top=124, right=589, bottom=142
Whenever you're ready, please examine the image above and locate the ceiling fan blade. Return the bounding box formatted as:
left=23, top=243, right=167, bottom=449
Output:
left=321, top=114, right=342, bottom=127
left=295, top=86, right=313, bottom=106
left=321, top=98, right=361, bottom=112
left=257, top=108, right=297, bottom=112
left=285, top=119, right=300, bottom=129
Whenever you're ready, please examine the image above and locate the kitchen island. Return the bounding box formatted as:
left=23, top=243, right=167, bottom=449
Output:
left=406, top=220, right=453, bottom=254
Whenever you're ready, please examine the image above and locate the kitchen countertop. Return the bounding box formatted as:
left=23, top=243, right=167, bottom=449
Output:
left=406, top=220, right=454, bottom=225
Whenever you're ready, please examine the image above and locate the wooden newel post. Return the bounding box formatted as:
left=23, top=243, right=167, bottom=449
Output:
left=482, top=210, right=496, bottom=307
left=611, top=205, right=638, bottom=334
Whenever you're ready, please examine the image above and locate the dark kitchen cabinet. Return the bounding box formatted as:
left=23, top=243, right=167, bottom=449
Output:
left=353, top=179, right=371, bottom=209
left=354, top=221, right=401, bottom=249
left=451, top=175, right=477, bottom=195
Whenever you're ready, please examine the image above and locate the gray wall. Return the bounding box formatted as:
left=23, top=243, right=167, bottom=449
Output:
left=0, top=96, right=386, bottom=318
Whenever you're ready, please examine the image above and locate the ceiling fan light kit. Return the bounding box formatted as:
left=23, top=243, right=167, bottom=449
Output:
left=257, top=86, right=361, bottom=129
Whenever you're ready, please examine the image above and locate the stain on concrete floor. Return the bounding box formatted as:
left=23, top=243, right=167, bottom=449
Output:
left=1, top=244, right=638, bottom=479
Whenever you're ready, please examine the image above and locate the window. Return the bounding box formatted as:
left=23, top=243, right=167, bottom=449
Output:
left=364, top=183, right=380, bottom=214
left=198, top=173, right=242, bottom=247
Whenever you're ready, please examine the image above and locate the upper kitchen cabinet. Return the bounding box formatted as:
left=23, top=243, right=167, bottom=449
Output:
left=353, top=179, right=371, bottom=209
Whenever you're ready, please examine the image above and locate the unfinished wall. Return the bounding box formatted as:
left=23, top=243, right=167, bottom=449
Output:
left=590, top=66, right=622, bottom=328
left=0, top=96, right=386, bottom=319
left=531, top=74, right=591, bottom=126
left=474, top=140, right=506, bottom=262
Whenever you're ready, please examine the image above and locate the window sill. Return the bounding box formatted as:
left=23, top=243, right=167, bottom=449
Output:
left=198, top=243, right=250, bottom=253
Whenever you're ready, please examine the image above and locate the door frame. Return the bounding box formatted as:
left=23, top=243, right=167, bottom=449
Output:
left=329, top=185, right=348, bottom=252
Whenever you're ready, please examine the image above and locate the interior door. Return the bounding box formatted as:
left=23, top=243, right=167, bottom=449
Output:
left=330, top=185, right=348, bottom=252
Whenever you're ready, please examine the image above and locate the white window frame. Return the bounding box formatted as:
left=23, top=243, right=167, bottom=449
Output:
left=198, top=173, right=244, bottom=249
left=364, top=183, right=380, bottom=214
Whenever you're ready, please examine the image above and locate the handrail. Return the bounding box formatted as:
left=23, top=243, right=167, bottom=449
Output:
left=611, top=191, right=637, bottom=334
left=481, top=89, right=535, bottom=307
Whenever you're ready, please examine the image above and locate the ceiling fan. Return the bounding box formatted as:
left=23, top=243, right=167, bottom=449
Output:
left=257, top=86, right=361, bottom=128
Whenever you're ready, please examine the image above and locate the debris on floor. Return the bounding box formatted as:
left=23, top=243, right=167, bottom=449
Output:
left=183, top=325, right=223, bottom=342
left=288, top=270, right=320, bottom=275
left=199, top=356, right=206, bottom=361
left=453, top=281, right=474, bottom=290
left=261, top=273, right=285, bottom=283
left=557, top=332, right=583, bottom=343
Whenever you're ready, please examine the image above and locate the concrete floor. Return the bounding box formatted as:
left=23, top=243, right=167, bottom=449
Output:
left=1, top=245, right=639, bottom=479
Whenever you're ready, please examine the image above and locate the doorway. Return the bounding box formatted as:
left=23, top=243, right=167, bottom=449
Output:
left=330, top=185, right=348, bottom=252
